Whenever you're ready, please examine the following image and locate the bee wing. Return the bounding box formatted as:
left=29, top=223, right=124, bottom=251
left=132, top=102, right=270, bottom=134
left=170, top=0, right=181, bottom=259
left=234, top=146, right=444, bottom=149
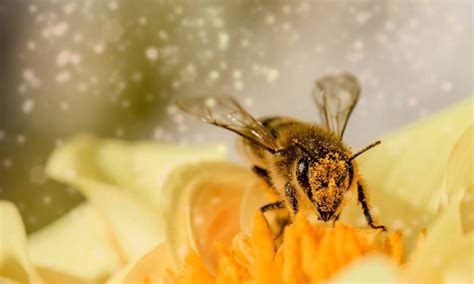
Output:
left=177, top=95, right=282, bottom=153
left=312, top=73, right=361, bottom=138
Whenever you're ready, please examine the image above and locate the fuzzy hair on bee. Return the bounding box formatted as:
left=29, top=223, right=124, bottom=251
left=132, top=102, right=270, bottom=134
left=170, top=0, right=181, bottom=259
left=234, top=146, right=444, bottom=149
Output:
left=177, top=73, right=386, bottom=231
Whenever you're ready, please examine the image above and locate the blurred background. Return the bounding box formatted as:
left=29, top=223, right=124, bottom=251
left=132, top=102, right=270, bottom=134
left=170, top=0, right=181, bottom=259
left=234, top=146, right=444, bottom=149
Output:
left=0, top=0, right=471, bottom=233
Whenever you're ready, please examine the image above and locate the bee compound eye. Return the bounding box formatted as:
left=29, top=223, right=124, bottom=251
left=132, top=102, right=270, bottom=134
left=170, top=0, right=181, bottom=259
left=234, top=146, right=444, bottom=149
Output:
left=297, top=159, right=308, bottom=174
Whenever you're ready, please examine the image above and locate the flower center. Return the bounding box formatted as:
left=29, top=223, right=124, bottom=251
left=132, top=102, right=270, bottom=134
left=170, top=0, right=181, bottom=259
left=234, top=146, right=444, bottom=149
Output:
left=167, top=213, right=404, bottom=283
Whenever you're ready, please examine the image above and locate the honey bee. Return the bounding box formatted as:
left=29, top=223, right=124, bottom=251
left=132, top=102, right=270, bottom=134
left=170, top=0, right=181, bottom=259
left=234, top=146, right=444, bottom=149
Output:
left=177, top=73, right=385, bottom=231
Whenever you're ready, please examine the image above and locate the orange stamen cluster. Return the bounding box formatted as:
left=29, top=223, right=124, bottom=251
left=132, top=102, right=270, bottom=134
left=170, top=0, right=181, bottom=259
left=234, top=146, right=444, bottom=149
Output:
left=167, top=213, right=404, bottom=284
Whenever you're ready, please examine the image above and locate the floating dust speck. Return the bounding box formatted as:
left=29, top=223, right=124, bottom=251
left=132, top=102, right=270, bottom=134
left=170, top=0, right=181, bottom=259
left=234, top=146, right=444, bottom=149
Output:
left=233, top=70, right=242, bottom=79
left=93, top=43, right=105, bottom=54
left=22, top=99, right=35, bottom=113
left=243, top=96, right=253, bottom=106
left=204, top=97, right=217, bottom=108
left=17, top=135, right=26, bottom=144
left=208, top=70, right=219, bottom=81
left=407, top=97, right=418, bottom=107
left=233, top=80, right=244, bottom=91
left=109, top=1, right=118, bottom=11
left=152, top=128, right=165, bottom=140
left=56, top=50, right=71, bottom=66
left=441, top=81, right=453, bottom=93
left=56, top=71, right=71, bottom=83
left=217, top=32, right=229, bottom=50
left=355, top=11, right=371, bottom=24
left=145, top=47, right=159, bottom=61
left=3, top=159, right=12, bottom=168
left=42, top=195, right=52, bottom=205
left=158, top=30, right=169, bottom=41
left=27, top=41, right=36, bottom=50
left=353, top=39, right=364, bottom=50
left=60, top=102, right=70, bottom=111
left=115, top=128, right=124, bottom=137
left=23, top=69, right=41, bottom=88
left=180, top=64, right=197, bottom=83
left=265, top=14, right=276, bottom=25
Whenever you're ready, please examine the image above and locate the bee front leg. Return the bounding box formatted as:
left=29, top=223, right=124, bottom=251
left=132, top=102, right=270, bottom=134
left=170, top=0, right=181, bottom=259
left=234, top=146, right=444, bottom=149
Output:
left=260, top=200, right=289, bottom=242
left=357, top=182, right=386, bottom=231
left=260, top=200, right=285, bottom=213
left=285, top=183, right=299, bottom=215
left=252, top=166, right=272, bottom=187
left=332, top=214, right=340, bottom=228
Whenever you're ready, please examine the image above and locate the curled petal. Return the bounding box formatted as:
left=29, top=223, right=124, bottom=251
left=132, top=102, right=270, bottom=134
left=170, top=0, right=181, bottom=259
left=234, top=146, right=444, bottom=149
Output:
left=160, top=161, right=259, bottom=270
left=0, top=201, right=43, bottom=284
left=28, top=204, right=122, bottom=280
left=44, top=134, right=227, bottom=279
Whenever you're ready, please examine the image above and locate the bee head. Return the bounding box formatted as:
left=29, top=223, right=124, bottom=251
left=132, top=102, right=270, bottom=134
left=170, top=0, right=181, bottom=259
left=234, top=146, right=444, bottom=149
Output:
left=298, top=152, right=351, bottom=222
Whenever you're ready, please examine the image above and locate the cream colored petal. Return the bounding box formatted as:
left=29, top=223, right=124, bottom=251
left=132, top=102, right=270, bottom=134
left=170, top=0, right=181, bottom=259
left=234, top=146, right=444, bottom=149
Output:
left=441, top=235, right=473, bottom=283
left=442, top=123, right=474, bottom=233
left=339, top=98, right=473, bottom=248
left=45, top=177, right=164, bottom=265
left=123, top=242, right=176, bottom=284
left=35, top=267, right=102, bottom=284
left=0, top=201, right=43, bottom=283
left=160, top=161, right=259, bottom=270
left=404, top=124, right=474, bottom=283
left=28, top=203, right=121, bottom=281
left=403, top=201, right=471, bottom=283
left=46, top=134, right=226, bottom=209
left=330, top=255, right=399, bottom=283
left=45, top=134, right=227, bottom=269
left=0, top=276, right=22, bottom=284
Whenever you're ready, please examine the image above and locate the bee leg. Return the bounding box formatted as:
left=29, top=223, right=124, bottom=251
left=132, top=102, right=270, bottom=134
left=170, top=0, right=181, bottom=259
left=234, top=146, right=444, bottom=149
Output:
left=260, top=200, right=285, bottom=213
left=285, top=183, right=299, bottom=214
left=332, top=214, right=340, bottom=228
left=259, top=200, right=287, bottom=242
left=252, top=166, right=272, bottom=187
left=275, top=215, right=291, bottom=239
left=357, top=182, right=386, bottom=231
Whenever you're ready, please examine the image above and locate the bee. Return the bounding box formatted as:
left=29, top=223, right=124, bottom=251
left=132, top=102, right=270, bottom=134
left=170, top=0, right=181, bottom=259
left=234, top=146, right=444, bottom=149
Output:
left=177, top=73, right=386, bottom=231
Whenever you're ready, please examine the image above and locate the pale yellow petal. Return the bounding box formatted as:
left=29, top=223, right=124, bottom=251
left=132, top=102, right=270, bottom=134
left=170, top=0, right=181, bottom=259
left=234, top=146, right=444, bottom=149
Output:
left=46, top=134, right=226, bottom=208
left=35, top=267, right=101, bottom=284
left=340, top=98, right=473, bottom=248
left=123, top=243, right=176, bottom=284
left=160, top=161, right=259, bottom=269
left=403, top=201, right=467, bottom=283
left=360, top=97, right=472, bottom=211
left=441, top=235, right=473, bottom=283
left=442, top=123, right=474, bottom=233
left=0, top=201, right=42, bottom=283
left=45, top=134, right=226, bottom=268
left=404, top=124, right=474, bottom=283
left=28, top=203, right=121, bottom=281
left=0, top=276, right=22, bottom=284
left=330, top=255, right=399, bottom=283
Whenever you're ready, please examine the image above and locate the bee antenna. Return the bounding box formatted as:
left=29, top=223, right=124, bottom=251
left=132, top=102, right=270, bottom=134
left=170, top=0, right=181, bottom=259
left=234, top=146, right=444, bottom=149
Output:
left=349, top=140, right=381, bottom=161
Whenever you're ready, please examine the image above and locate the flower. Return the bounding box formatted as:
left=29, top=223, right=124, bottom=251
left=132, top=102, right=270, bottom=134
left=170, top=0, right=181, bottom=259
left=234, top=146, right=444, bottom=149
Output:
left=0, top=97, right=472, bottom=283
